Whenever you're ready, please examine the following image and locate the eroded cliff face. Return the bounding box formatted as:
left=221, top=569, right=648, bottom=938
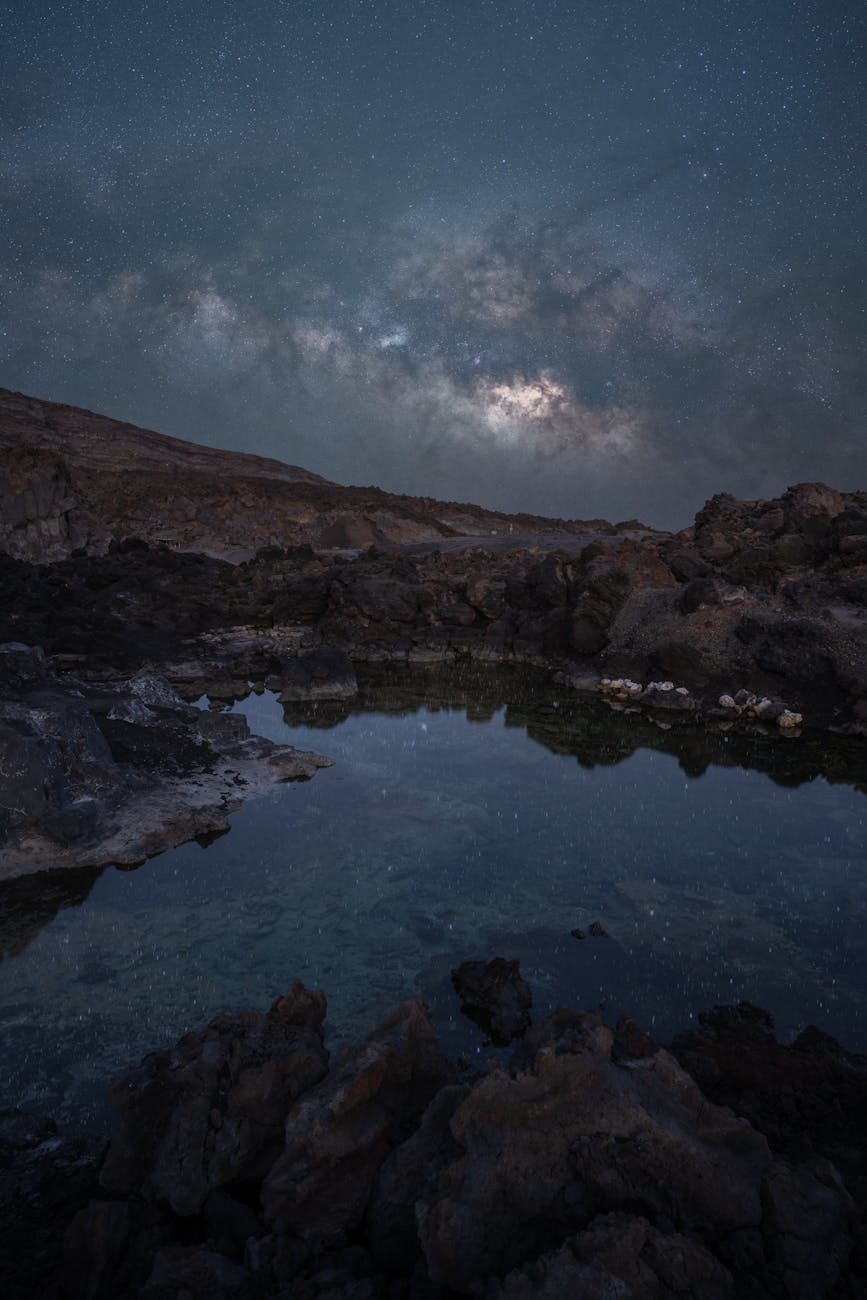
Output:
left=0, top=387, right=617, bottom=561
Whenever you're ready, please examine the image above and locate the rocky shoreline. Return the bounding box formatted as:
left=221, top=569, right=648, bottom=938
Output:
left=2, top=389, right=867, bottom=1295
left=2, top=389, right=867, bottom=880
left=0, top=644, right=329, bottom=881
left=2, top=973, right=865, bottom=1299
left=3, top=480, right=866, bottom=746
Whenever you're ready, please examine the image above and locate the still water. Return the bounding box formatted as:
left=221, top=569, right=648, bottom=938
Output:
left=1, top=667, right=865, bottom=1131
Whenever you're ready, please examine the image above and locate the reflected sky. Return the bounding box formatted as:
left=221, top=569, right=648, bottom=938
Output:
left=0, top=672, right=865, bottom=1131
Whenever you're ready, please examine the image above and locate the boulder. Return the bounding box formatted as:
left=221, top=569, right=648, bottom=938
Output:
left=488, top=1213, right=733, bottom=1298
left=141, top=1246, right=257, bottom=1300
left=412, top=1010, right=853, bottom=1294
left=262, top=1000, right=453, bottom=1244
left=0, top=1110, right=105, bottom=1300
left=100, top=983, right=329, bottom=1215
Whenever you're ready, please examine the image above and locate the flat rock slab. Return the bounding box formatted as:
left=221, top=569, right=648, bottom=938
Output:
left=0, top=645, right=331, bottom=880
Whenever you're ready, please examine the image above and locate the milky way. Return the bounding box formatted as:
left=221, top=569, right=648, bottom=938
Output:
left=1, top=0, right=864, bottom=525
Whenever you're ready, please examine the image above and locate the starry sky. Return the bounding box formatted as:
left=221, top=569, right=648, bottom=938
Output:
left=1, top=0, right=864, bottom=526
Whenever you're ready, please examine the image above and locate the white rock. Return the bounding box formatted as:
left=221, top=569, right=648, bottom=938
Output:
left=778, top=710, right=803, bottom=729
left=718, top=694, right=737, bottom=709
left=658, top=681, right=674, bottom=692
left=675, top=687, right=690, bottom=696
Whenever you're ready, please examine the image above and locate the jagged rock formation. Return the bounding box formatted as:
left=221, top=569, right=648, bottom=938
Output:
left=3, top=387, right=865, bottom=742
left=2, top=482, right=865, bottom=736
left=2, top=388, right=866, bottom=879
left=1, top=988, right=864, bottom=1298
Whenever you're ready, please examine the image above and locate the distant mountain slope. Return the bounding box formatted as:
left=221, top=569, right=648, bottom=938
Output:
left=0, top=387, right=332, bottom=486
left=0, top=387, right=627, bottom=561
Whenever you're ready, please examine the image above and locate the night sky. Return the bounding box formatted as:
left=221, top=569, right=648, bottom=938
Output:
left=1, top=0, right=864, bottom=526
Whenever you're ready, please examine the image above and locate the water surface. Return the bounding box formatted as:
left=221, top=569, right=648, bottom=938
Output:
left=1, top=667, right=865, bottom=1131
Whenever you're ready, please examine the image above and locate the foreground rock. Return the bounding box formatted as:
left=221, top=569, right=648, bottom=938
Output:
left=2, top=986, right=864, bottom=1298
left=100, top=983, right=330, bottom=1215
left=262, top=999, right=454, bottom=1243
left=0, top=643, right=330, bottom=879
left=0, top=1111, right=105, bottom=1300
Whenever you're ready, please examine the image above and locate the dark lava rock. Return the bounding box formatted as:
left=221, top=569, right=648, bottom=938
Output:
left=413, top=1010, right=854, bottom=1296
left=262, top=999, right=453, bottom=1245
left=140, top=1245, right=258, bottom=1300
left=100, top=982, right=329, bottom=1215
left=367, top=1083, right=470, bottom=1274
left=2, top=995, right=864, bottom=1299
left=451, top=957, right=532, bottom=1044
left=488, top=1213, right=733, bottom=1298
left=0, top=1109, right=105, bottom=1300
left=611, top=1015, right=659, bottom=1064
left=588, top=920, right=609, bottom=937
left=671, top=1002, right=867, bottom=1194
left=0, top=654, right=330, bottom=877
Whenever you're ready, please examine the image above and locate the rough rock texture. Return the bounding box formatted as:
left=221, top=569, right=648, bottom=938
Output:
left=412, top=1010, right=853, bottom=1295
left=100, top=982, right=329, bottom=1214
left=451, top=956, right=532, bottom=1043
left=2, top=479, right=866, bottom=743
left=1, top=991, right=865, bottom=1299
left=488, top=1214, right=734, bottom=1298
left=261, top=999, right=454, bottom=1244
left=672, top=1003, right=867, bottom=1215
left=0, top=1109, right=105, bottom=1300
left=0, top=644, right=330, bottom=879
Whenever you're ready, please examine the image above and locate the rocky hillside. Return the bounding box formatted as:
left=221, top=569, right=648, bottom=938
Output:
left=0, top=388, right=622, bottom=561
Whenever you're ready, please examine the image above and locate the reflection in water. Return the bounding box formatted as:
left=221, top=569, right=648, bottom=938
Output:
left=0, top=665, right=865, bottom=1131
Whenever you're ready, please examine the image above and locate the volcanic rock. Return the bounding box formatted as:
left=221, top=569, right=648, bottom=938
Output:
left=413, top=1010, right=854, bottom=1295
left=0, top=646, right=330, bottom=879
left=0, top=1109, right=105, bottom=1300
left=0, top=387, right=612, bottom=562
left=2, top=994, right=864, bottom=1298
left=100, top=983, right=329, bottom=1215
left=262, top=999, right=453, bottom=1244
